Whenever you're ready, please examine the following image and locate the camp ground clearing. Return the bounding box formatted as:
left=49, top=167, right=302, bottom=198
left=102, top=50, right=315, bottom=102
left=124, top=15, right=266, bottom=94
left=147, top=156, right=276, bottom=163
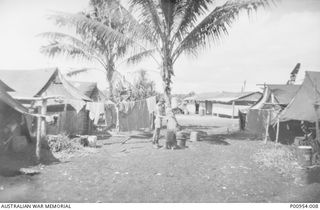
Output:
left=0, top=67, right=320, bottom=202
left=1, top=0, right=320, bottom=205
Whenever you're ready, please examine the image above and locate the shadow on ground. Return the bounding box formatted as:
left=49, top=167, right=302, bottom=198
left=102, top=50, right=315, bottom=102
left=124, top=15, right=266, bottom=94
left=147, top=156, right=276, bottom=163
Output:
left=200, top=135, right=230, bottom=145
left=0, top=142, right=59, bottom=177
left=181, top=125, right=221, bottom=130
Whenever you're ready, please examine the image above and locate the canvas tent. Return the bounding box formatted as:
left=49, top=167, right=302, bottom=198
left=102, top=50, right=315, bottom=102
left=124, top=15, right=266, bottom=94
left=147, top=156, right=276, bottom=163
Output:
left=0, top=68, right=92, bottom=135
left=0, top=80, right=31, bottom=153
left=245, top=84, right=303, bottom=143
left=279, top=71, right=320, bottom=122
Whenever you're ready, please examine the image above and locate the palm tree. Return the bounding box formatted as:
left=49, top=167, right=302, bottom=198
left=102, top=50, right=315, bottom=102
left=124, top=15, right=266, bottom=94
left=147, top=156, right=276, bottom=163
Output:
left=41, top=0, right=274, bottom=110
left=45, top=0, right=273, bottom=108
left=129, top=0, right=275, bottom=107
left=39, top=0, right=150, bottom=100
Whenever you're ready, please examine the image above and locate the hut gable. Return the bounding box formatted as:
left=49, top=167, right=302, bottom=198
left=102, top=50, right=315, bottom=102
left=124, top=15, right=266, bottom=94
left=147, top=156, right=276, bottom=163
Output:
left=0, top=68, right=91, bottom=101
left=70, top=81, right=106, bottom=101
left=0, top=68, right=58, bottom=98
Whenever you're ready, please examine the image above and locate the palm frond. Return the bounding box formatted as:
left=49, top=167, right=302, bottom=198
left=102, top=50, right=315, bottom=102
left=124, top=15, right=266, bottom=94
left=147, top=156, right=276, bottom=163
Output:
left=38, top=32, right=97, bottom=55
left=65, top=68, right=101, bottom=77
left=40, top=42, right=93, bottom=61
left=172, top=0, right=213, bottom=41
left=173, top=0, right=273, bottom=61
left=49, top=11, right=153, bottom=58
left=125, top=49, right=156, bottom=65
left=130, top=0, right=165, bottom=40
left=49, top=12, right=135, bottom=49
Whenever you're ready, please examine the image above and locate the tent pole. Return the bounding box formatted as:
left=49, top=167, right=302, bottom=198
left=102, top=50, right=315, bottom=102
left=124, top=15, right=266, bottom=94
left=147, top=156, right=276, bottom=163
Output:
left=264, top=110, right=271, bottom=144
left=232, top=101, right=235, bottom=119
left=276, top=118, right=280, bottom=144
left=313, top=84, right=320, bottom=144
left=40, top=99, right=47, bottom=139
left=36, top=114, right=41, bottom=162
left=35, top=99, right=47, bottom=162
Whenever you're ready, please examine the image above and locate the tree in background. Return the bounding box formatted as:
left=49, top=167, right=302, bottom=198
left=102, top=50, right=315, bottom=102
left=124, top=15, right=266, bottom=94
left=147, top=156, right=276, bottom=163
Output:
left=131, top=69, right=157, bottom=100
left=39, top=0, right=150, bottom=101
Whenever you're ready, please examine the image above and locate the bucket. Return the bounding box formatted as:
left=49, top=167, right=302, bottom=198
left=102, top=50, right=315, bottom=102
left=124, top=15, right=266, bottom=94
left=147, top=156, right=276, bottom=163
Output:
left=297, top=146, right=313, bottom=167
left=177, top=139, right=186, bottom=148
left=190, top=131, right=199, bottom=142
left=166, top=130, right=176, bottom=143
left=87, top=135, right=97, bottom=147
left=176, top=132, right=186, bottom=148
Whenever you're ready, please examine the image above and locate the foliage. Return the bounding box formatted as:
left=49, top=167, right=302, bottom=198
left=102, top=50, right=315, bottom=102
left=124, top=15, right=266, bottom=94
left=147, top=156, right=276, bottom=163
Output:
left=47, top=134, right=82, bottom=153
left=111, top=69, right=158, bottom=101
left=39, top=0, right=151, bottom=100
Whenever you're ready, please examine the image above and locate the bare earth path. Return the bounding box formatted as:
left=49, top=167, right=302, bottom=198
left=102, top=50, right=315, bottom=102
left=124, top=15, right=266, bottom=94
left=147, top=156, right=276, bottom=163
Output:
left=1, top=115, right=319, bottom=202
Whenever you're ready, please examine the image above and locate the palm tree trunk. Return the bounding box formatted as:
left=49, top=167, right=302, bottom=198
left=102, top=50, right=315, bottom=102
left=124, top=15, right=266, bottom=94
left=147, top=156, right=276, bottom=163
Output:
left=106, top=67, right=114, bottom=101
left=161, top=57, right=173, bottom=108
left=162, top=56, right=180, bottom=129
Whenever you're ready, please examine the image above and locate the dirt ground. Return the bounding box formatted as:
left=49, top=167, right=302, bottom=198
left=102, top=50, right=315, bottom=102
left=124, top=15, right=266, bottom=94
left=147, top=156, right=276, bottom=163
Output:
left=0, top=115, right=319, bottom=203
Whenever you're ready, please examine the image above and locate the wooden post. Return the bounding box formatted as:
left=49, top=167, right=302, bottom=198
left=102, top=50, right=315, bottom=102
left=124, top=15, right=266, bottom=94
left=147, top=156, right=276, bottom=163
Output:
left=35, top=99, right=47, bottom=162
left=276, top=118, right=280, bottom=144
left=313, top=84, right=320, bottom=144
left=36, top=114, right=42, bottom=162
left=40, top=99, right=47, bottom=139
left=231, top=101, right=235, bottom=119
left=116, top=106, right=120, bottom=132
left=264, top=110, right=271, bottom=144
left=315, top=112, right=320, bottom=144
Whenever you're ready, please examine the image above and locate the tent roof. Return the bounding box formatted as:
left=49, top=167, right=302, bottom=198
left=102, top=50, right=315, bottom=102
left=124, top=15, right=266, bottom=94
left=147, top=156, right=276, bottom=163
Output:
left=0, top=68, right=91, bottom=101
left=184, top=91, right=259, bottom=103
left=0, top=80, right=14, bottom=92
left=0, top=80, right=28, bottom=113
left=267, top=84, right=300, bottom=105
left=235, top=92, right=262, bottom=102
left=0, top=68, right=57, bottom=98
left=250, top=84, right=300, bottom=109
left=208, top=91, right=257, bottom=103
left=280, top=71, right=320, bottom=122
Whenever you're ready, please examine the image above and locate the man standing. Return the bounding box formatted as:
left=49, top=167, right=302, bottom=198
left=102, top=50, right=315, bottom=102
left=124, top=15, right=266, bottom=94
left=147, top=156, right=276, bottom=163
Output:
left=152, top=98, right=166, bottom=148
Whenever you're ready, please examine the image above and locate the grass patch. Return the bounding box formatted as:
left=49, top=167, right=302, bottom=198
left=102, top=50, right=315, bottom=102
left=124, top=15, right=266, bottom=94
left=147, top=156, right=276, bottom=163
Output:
left=252, top=143, right=299, bottom=178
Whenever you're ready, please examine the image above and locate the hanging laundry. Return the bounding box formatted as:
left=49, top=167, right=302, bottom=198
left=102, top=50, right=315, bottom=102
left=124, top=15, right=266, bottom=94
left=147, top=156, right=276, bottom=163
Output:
left=118, top=100, right=135, bottom=114
left=118, top=99, right=150, bottom=132
left=86, top=102, right=105, bottom=125
left=146, top=96, right=157, bottom=114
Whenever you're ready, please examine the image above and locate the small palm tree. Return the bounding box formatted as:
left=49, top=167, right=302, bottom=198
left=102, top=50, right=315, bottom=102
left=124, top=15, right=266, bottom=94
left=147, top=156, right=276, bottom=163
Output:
left=39, top=0, right=150, bottom=100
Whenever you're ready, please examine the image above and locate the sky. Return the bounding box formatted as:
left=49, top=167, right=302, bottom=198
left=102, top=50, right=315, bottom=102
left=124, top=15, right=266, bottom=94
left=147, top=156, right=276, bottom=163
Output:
left=0, top=0, right=320, bottom=94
